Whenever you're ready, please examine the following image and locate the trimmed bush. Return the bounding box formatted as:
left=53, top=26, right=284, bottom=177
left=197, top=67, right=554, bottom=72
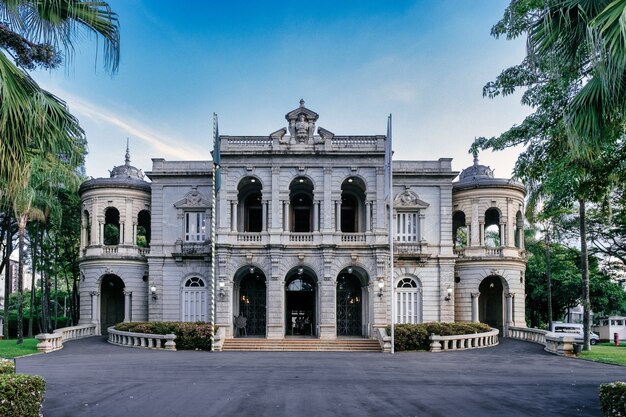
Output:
left=114, top=322, right=214, bottom=350
left=387, top=322, right=494, bottom=351
left=0, top=359, right=15, bottom=375
left=0, top=374, right=45, bottom=417
left=599, top=381, right=626, bottom=417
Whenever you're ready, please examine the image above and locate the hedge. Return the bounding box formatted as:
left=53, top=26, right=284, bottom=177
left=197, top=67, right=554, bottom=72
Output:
left=0, top=374, right=45, bottom=417
left=599, top=381, right=626, bottom=417
left=0, top=359, right=15, bottom=375
left=387, top=322, right=493, bottom=351
left=114, top=322, right=214, bottom=350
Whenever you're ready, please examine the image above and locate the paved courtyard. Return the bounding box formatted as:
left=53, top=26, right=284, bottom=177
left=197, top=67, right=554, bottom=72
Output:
left=17, top=337, right=625, bottom=417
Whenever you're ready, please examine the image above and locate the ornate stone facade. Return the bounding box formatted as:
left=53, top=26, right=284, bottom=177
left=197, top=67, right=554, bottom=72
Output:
left=78, top=103, right=527, bottom=340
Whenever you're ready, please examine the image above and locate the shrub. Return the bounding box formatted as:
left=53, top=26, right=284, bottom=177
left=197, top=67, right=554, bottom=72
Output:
left=387, top=322, right=494, bottom=351
left=114, top=322, right=214, bottom=350
left=599, top=381, right=626, bottom=417
left=0, top=374, right=45, bottom=417
left=0, top=359, right=15, bottom=375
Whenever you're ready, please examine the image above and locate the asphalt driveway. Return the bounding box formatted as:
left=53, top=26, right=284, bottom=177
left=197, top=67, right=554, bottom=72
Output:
left=17, top=337, right=625, bottom=417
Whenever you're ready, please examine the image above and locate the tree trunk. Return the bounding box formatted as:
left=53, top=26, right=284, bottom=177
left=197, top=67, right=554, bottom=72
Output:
left=579, top=199, right=590, bottom=351
left=16, top=215, right=26, bottom=344
left=545, top=230, right=553, bottom=332
left=28, top=223, right=37, bottom=338
left=3, top=215, right=12, bottom=339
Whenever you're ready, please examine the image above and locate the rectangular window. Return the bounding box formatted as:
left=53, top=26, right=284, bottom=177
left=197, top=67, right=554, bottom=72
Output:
left=185, top=212, right=206, bottom=242
left=396, top=212, right=419, bottom=242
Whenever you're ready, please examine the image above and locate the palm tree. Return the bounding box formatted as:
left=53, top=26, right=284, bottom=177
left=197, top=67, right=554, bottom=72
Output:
left=13, top=153, right=80, bottom=343
left=0, top=0, right=120, bottom=199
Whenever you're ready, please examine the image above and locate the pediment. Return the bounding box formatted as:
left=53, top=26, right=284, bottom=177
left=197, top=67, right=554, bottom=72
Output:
left=174, top=187, right=211, bottom=209
left=285, top=99, right=319, bottom=121
left=394, top=190, right=429, bottom=209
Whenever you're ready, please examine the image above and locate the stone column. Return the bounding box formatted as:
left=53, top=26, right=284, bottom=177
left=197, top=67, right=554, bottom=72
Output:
left=90, top=291, right=100, bottom=334
left=133, top=223, right=138, bottom=246
left=505, top=292, right=514, bottom=335
left=231, top=201, right=238, bottom=232
left=471, top=199, right=479, bottom=246
left=419, top=212, right=426, bottom=241
left=99, top=222, right=104, bottom=245
left=283, top=200, right=290, bottom=231
left=123, top=291, right=132, bottom=322
left=365, top=201, right=372, bottom=232
left=313, top=201, right=320, bottom=232
left=479, top=221, right=485, bottom=246
left=500, top=222, right=506, bottom=247
left=335, top=201, right=341, bottom=231
left=262, top=200, right=268, bottom=231
left=471, top=292, right=480, bottom=322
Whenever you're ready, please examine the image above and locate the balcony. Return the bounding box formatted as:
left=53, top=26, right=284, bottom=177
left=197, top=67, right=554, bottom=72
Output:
left=394, top=241, right=430, bottom=261
left=81, top=245, right=149, bottom=259
left=454, top=246, right=525, bottom=259
left=172, top=240, right=211, bottom=261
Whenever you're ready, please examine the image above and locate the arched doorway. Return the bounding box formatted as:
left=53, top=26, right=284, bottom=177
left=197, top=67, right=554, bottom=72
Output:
left=285, top=270, right=317, bottom=336
left=100, top=274, right=125, bottom=335
left=336, top=271, right=363, bottom=336
left=479, top=276, right=504, bottom=330
left=236, top=269, right=267, bottom=337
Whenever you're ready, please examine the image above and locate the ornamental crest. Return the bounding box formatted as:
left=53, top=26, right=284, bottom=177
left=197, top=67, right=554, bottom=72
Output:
left=393, top=190, right=429, bottom=209
left=174, top=187, right=211, bottom=209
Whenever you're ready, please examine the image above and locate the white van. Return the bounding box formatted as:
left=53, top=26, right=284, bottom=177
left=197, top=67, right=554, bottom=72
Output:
left=551, top=322, right=600, bottom=345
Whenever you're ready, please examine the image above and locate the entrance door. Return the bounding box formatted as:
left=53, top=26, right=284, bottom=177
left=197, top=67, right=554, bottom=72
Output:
left=238, top=273, right=266, bottom=336
left=100, top=274, right=125, bottom=335
left=479, top=276, right=504, bottom=331
left=337, top=274, right=362, bottom=336
left=285, top=276, right=316, bottom=336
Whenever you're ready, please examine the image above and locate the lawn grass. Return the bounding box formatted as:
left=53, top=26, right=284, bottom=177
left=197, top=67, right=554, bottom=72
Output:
left=578, top=342, right=626, bottom=366
left=0, top=338, right=40, bottom=358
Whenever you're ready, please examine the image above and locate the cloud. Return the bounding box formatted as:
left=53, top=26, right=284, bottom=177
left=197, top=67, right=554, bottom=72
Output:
left=62, top=94, right=203, bottom=160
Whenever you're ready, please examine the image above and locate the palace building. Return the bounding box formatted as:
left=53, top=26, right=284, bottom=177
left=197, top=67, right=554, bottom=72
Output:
left=78, top=102, right=527, bottom=344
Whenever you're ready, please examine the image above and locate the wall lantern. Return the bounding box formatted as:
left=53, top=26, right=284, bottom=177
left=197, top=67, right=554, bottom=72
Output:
left=150, top=286, right=158, bottom=301
left=378, top=280, right=385, bottom=298
left=218, top=281, right=226, bottom=300
left=445, top=287, right=453, bottom=301
left=297, top=267, right=304, bottom=275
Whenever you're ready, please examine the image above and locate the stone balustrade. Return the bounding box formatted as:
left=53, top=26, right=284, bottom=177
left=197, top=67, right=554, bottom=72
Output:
left=107, top=327, right=177, bottom=350
left=213, top=326, right=226, bottom=352
left=429, top=328, right=499, bottom=352
left=508, top=326, right=547, bottom=345
left=35, top=323, right=97, bottom=353
left=375, top=327, right=392, bottom=353
left=507, top=326, right=578, bottom=357
left=237, top=233, right=262, bottom=242
left=341, top=233, right=366, bottom=243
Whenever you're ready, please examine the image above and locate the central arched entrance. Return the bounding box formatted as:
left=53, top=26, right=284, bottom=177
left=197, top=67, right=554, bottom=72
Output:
left=237, top=269, right=267, bottom=337
left=479, top=275, right=504, bottom=331
left=100, top=274, right=125, bottom=335
left=285, top=270, right=317, bottom=336
left=336, top=271, right=364, bottom=336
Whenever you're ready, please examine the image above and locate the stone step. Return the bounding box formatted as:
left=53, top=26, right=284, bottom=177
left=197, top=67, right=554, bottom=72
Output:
left=222, top=338, right=381, bottom=352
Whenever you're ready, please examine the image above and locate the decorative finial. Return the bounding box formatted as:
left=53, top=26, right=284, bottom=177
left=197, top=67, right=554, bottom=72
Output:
left=472, top=149, right=479, bottom=166
left=299, top=98, right=305, bottom=108
left=125, top=138, right=131, bottom=165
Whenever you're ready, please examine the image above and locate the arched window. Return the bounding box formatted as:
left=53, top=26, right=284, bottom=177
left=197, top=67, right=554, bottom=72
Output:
left=396, top=277, right=422, bottom=324
left=452, top=211, right=467, bottom=247
left=137, top=210, right=150, bottom=247
left=238, top=177, right=263, bottom=232
left=104, top=207, right=120, bottom=245
left=484, top=208, right=501, bottom=247
left=182, top=277, right=207, bottom=322
left=515, top=210, right=523, bottom=248
left=341, top=177, right=366, bottom=233
left=289, top=177, right=314, bottom=233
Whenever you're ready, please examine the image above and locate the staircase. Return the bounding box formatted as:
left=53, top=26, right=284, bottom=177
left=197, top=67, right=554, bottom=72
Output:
left=222, top=338, right=382, bottom=352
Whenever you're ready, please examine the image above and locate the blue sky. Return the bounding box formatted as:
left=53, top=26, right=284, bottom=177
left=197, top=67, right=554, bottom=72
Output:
left=33, top=0, right=528, bottom=179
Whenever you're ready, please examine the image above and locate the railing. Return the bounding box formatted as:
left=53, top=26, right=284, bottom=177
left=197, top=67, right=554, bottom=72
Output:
left=138, top=247, right=150, bottom=256
left=107, top=327, right=177, bottom=350
left=453, top=248, right=465, bottom=258
left=508, top=327, right=547, bottom=345
left=213, top=326, right=226, bottom=352
left=395, top=243, right=426, bottom=254
left=341, top=233, right=366, bottom=243
left=429, top=328, right=499, bottom=352
left=331, top=137, right=378, bottom=146
left=237, top=233, right=263, bottom=242
left=290, top=233, right=314, bottom=242
left=102, top=245, right=118, bottom=254
left=35, top=323, right=97, bottom=353
left=181, top=242, right=210, bottom=255
left=375, top=327, right=392, bottom=353
left=508, top=326, right=578, bottom=357
left=485, top=247, right=503, bottom=256
left=226, top=137, right=272, bottom=147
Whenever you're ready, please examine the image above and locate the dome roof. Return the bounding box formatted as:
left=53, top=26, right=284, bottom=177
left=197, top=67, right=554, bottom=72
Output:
left=457, top=151, right=494, bottom=183
left=79, top=140, right=150, bottom=194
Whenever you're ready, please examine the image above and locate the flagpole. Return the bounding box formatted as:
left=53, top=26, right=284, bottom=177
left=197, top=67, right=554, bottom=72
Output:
left=386, top=114, right=395, bottom=354
left=210, top=113, right=218, bottom=352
